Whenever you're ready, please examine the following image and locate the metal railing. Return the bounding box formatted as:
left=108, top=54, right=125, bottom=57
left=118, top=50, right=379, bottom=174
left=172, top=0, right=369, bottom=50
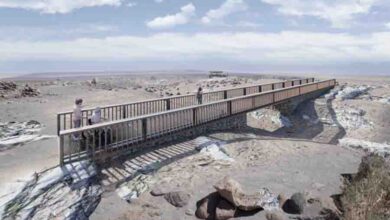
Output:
left=58, top=79, right=335, bottom=165
left=57, top=78, right=315, bottom=134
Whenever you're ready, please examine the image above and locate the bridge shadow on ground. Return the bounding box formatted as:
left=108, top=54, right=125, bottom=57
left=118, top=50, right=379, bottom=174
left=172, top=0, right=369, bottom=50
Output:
left=97, top=95, right=346, bottom=189
left=97, top=137, right=201, bottom=189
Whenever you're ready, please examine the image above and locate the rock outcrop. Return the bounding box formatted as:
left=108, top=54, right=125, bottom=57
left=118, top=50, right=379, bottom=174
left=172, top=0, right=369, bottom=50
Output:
left=164, top=191, right=191, bottom=207
left=196, top=176, right=279, bottom=220
left=20, top=84, right=40, bottom=97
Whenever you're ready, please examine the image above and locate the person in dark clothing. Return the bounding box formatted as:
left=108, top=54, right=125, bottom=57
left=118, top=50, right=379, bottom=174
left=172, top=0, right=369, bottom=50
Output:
left=196, top=87, right=203, bottom=104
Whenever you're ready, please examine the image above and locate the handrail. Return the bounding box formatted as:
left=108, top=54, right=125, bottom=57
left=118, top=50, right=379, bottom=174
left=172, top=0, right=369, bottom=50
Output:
left=58, top=79, right=335, bottom=165
left=60, top=78, right=319, bottom=135
left=56, top=77, right=315, bottom=134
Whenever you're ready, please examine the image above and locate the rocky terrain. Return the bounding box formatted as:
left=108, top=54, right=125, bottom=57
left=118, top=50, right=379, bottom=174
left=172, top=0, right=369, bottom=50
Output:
left=0, top=73, right=389, bottom=220
left=0, top=81, right=40, bottom=99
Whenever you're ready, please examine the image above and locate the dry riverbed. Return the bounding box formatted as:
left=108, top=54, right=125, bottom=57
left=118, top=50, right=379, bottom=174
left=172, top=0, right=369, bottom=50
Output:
left=0, top=73, right=389, bottom=220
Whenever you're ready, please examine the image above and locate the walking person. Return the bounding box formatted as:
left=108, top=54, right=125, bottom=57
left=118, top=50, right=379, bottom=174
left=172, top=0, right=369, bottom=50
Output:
left=72, top=98, right=88, bottom=144
left=197, top=87, right=203, bottom=104
left=73, top=98, right=83, bottom=129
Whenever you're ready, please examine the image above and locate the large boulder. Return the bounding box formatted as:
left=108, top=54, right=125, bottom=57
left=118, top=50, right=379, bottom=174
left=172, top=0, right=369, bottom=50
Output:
left=265, top=211, right=286, bottom=220
left=282, top=192, right=306, bottom=214
left=164, top=191, right=191, bottom=207
left=215, top=200, right=236, bottom=220
left=277, top=193, right=288, bottom=208
left=150, top=182, right=172, bottom=196
left=195, top=192, right=221, bottom=220
left=213, top=176, right=266, bottom=211
left=150, top=186, right=168, bottom=196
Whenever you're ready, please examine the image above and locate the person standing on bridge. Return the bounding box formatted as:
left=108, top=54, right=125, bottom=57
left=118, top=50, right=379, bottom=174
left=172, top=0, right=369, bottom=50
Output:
left=88, top=107, right=102, bottom=125
left=73, top=98, right=84, bottom=129
left=197, top=87, right=203, bottom=104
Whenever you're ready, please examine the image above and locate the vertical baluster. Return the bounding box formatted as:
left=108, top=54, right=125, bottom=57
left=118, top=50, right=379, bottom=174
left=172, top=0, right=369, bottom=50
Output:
left=168, top=114, right=171, bottom=133
left=59, top=135, right=64, bottom=165
left=57, top=114, right=61, bottom=135
left=131, top=120, right=135, bottom=142
left=109, top=107, right=112, bottom=122
left=63, top=114, right=66, bottom=130
left=69, top=113, right=73, bottom=129
left=126, top=121, right=129, bottom=148
left=161, top=114, right=165, bottom=134
left=151, top=117, right=157, bottom=137
left=98, top=127, right=102, bottom=154
left=142, top=118, right=147, bottom=141
left=154, top=116, right=158, bottom=137
left=154, top=117, right=158, bottom=137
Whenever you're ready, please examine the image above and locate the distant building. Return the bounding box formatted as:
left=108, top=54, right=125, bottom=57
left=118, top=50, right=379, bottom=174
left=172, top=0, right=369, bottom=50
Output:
left=209, top=71, right=228, bottom=78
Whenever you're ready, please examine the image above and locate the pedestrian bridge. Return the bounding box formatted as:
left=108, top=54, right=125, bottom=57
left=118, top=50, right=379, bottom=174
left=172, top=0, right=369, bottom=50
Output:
left=58, top=78, right=335, bottom=165
left=56, top=78, right=315, bottom=134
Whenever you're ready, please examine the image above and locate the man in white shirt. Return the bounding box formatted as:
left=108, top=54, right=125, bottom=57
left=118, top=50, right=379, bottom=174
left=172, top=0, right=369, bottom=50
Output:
left=89, top=107, right=102, bottom=125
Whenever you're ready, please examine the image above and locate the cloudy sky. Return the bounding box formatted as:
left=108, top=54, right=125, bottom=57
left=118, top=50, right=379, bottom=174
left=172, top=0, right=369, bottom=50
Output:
left=1, top=0, right=390, bottom=75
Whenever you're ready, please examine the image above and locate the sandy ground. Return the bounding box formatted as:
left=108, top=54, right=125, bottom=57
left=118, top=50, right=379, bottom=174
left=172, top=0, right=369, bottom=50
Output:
left=90, top=136, right=362, bottom=220
left=0, top=73, right=277, bottom=200
left=0, top=73, right=389, bottom=220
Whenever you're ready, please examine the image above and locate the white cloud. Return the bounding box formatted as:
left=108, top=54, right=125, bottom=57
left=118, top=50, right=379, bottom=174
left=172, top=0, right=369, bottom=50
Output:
left=154, top=0, right=164, bottom=3
left=146, top=3, right=195, bottom=29
left=0, top=0, right=123, bottom=14
left=201, top=0, right=247, bottom=24
left=385, top=22, right=390, bottom=29
left=261, top=0, right=383, bottom=28
left=236, top=21, right=262, bottom=28
left=1, top=31, right=390, bottom=66
left=127, top=1, right=137, bottom=7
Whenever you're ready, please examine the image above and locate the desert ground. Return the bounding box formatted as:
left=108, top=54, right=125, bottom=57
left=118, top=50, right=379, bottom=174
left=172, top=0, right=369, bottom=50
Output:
left=0, top=72, right=389, bottom=220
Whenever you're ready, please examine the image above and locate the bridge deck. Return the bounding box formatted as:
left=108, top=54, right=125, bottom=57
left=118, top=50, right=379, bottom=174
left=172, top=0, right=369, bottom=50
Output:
left=58, top=79, right=335, bottom=165
left=57, top=78, right=315, bottom=134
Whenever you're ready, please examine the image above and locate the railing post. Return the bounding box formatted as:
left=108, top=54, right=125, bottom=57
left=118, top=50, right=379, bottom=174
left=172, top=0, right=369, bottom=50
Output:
left=272, top=92, right=275, bottom=103
left=166, top=99, right=171, bottom=110
left=57, top=114, right=61, bottom=136
left=142, top=118, right=147, bottom=141
left=59, top=135, right=64, bottom=166
left=224, top=91, right=228, bottom=99
left=227, top=101, right=232, bottom=115
left=243, top=88, right=247, bottom=96
left=122, top=106, right=127, bottom=119
left=193, top=108, right=197, bottom=126
left=299, top=80, right=302, bottom=85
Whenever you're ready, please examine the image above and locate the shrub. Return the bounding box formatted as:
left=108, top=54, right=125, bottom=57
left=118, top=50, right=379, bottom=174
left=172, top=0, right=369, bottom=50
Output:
left=341, top=154, right=390, bottom=220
